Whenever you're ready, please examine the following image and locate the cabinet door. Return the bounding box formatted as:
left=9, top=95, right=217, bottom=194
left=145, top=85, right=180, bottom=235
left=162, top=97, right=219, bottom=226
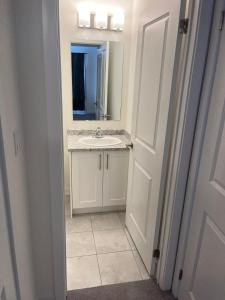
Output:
left=72, top=151, right=103, bottom=209
left=103, top=150, right=129, bottom=207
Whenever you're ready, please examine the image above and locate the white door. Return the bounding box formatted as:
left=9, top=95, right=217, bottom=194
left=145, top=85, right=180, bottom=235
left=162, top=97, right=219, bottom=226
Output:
left=0, top=157, right=17, bottom=299
left=72, top=151, right=103, bottom=209
left=179, top=1, right=225, bottom=299
left=103, top=150, right=129, bottom=207
left=126, top=0, right=182, bottom=273
left=96, top=43, right=109, bottom=120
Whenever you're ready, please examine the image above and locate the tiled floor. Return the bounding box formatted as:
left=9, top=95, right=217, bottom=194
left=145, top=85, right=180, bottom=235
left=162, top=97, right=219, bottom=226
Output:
left=65, top=210, right=150, bottom=291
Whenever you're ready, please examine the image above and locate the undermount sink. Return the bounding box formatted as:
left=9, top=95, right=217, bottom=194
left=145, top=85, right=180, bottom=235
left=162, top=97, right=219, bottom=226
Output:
left=79, top=136, right=122, bottom=147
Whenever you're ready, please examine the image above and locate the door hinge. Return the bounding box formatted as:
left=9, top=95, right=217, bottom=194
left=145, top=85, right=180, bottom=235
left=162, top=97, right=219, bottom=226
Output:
left=178, top=269, right=183, bottom=280
left=179, top=18, right=189, bottom=34
left=153, top=249, right=160, bottom=259
left=219, top=11, right=225, bottom=31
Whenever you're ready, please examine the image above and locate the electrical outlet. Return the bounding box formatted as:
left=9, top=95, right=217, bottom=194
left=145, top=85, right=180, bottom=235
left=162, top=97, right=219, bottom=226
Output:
left=13, top=130, right=22, bottom=156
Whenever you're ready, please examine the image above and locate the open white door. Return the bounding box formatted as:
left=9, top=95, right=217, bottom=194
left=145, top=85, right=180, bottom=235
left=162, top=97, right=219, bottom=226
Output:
left=96, top=43, right=109, bottom=120
left=126, top=0, right=182, bottom=273
left=179, top=1, right=225, bottom=299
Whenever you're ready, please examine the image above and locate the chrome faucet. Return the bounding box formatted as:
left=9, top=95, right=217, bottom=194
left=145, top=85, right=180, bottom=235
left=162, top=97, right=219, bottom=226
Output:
left=95, top=127, right=103, bottom=138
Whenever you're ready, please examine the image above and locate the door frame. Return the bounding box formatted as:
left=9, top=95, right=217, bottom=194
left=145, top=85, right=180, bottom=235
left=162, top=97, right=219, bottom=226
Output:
left=172, top=0, right=224, bottom=296
left=156, top=0, right=215, bottom=294
left=42, top=0, right=215, bottom=300
left=42, top=1, right=66, bottom=300
left=0, top=120, right=21, bottom=300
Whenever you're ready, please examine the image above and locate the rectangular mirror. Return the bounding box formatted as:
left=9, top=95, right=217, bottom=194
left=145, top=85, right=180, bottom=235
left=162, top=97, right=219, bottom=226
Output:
left=71, top=41, right=123, bottom=121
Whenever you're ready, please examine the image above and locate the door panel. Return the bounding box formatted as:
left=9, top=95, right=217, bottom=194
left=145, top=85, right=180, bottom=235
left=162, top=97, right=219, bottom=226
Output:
left=179, top=1, right=225, bottom=299
left=130, top=162, right=152, bottom=237
left=210, top=109, right=225, bottom=191
left=103, top=151, right=128, bottom=207
left=191, top=215, right=225, bottom=300
left=72, top=151, right=103, bottom=209
left=136, top=16, right=168, bottom=149
left=126, top=0, right=181, bottom=273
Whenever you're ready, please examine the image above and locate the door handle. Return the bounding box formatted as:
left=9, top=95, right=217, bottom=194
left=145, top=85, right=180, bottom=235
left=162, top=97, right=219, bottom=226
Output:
left=127, top=143, right=133, bottom=150
left=106, top=154, right=109, bottom=170
left=99, top=154, right=102, bottom=170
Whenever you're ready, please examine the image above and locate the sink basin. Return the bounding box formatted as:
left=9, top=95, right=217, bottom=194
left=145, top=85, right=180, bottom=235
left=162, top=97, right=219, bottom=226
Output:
left=79, top=136, right=122, bottom=147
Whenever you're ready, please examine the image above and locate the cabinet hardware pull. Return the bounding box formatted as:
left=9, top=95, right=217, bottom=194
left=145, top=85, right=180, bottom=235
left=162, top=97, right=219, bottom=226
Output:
left=106, top=154, right=109, bottom=169
left=99, top=154, right=102, bottom=170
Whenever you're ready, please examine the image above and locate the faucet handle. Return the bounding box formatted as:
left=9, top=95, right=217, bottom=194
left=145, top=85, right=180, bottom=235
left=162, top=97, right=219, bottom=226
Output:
left=95, top=127, right=103, bottom=138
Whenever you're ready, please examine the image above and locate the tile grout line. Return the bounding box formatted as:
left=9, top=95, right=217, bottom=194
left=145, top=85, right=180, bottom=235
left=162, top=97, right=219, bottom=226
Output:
left=68, top=212, right=147, bottom=287
left=67, top=249, right=137, bottom=259
left=91, top=215, right=103, bottom=286
left=91, top=226, right=124, bottom=232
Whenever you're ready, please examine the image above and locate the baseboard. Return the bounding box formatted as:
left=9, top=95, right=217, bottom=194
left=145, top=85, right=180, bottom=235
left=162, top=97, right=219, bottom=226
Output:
left=73, top=205, right=126, bottom=214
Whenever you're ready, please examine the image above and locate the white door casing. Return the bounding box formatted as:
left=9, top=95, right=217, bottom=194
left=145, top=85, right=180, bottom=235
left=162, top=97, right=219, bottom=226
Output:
left=103, top=150, right=129, bottom=207
left=0, top=154, right=17, bottom=300
left=179, top=1, right=225, bottom=299
left=126, top=0, right=182, bottom=273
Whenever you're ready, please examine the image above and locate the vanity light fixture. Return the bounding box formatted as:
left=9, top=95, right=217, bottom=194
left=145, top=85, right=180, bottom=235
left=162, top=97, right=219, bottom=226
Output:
left=77, top=6, right=124, bottom=31
left=78, top=8, right=91, bottom=28
left=95, top=9, right=108, bottom=29
left=111, top=11, right=125, bottom=31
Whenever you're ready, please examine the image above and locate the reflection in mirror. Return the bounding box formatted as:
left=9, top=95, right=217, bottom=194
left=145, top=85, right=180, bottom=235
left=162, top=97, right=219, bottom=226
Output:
left=71, top=41, right=123, bottom=121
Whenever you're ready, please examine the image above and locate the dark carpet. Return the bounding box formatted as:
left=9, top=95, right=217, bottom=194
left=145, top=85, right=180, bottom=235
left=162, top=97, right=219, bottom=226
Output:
left=67, top=279, right=176, bottom=300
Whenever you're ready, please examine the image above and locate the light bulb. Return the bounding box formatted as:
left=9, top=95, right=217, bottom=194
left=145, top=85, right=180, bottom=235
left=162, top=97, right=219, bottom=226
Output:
left=78, top=9, right=91, bottom=28
left=111, top=11, right=124, bottom=31
left=95, top=10, right=108, bottom=29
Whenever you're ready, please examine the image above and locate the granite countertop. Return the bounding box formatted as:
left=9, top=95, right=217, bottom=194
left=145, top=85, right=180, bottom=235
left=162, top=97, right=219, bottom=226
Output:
left=67, top=130, right=132, bottom=151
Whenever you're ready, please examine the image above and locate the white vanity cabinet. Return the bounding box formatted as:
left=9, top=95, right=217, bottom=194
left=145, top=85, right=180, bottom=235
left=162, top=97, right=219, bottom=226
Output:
left=70, top=150, right=129, bottom=212
left=103, top=151, right=129, bottom=207
left=71, top=151, right=103, bottom=209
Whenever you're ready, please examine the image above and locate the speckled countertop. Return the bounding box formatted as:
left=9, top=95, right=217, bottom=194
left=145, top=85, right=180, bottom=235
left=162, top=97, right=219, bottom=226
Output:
left=67, top=130, right=131, bottom=151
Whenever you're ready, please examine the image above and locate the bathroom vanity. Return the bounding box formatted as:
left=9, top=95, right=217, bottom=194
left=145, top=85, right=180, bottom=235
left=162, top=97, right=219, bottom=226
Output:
left=68, top=131, right=131, bottom=215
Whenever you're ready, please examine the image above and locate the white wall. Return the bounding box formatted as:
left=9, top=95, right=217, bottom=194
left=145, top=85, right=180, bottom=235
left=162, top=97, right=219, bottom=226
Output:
left=0, top=0, right=36, bottom=299
left=59, top=0, right=133, bottom=194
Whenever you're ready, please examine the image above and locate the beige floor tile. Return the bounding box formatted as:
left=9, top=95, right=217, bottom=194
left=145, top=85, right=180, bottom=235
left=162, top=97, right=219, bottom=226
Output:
left=66, top=232, right=96, bottom=257
left=124, top=227, right=136, bottom=250
left=66, top=215, right=92, bottom=233
left=98, top=251, right=142, bottom=285
left=67, top=256, right=101, bottom=290
left=118, top=211, right=126, bottom=226
left=133, top=250, right=150, bottom=280
left=91, top=213, right=123, bottom=231
left=94, top=229, right=130, bottom=254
